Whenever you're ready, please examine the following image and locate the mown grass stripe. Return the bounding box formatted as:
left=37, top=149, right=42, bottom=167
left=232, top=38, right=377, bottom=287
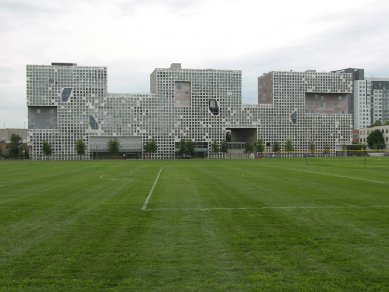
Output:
left=1, top=158, right=388, bottom=290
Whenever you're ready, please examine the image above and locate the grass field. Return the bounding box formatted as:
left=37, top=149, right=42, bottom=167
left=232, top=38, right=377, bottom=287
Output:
left=1, top=157, right=389, bottom=290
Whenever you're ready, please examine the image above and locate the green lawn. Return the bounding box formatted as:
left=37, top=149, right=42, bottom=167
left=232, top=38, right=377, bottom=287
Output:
left=1, top=157, right=389, bottom=290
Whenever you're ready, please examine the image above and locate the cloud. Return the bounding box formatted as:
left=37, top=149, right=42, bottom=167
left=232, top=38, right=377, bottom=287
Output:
left=0, top=66, right=14, bottom=83
left=0, top=0, right=47, bottom=13
left=112, top=0, right=205, bottom=16
left=2, top=0, right=389, bottom=126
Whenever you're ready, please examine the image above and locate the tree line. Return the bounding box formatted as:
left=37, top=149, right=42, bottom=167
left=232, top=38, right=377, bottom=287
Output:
left=34, top=138, right=158, bottom=159
left=0, top=134, right=29, bottom=159
left=2, top=130, right=386, bottom=160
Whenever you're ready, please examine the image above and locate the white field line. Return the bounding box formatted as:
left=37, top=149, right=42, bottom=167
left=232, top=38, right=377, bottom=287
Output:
left=99, top=174, right=131, bottom=181
left=267, top=165, right=388, bottom=184
left=145, top=205, right=389, bottom=211
left=146, top=207, right=256, bottom=211
left=364, top=165, right=389, bottom=168
left=142, top=167, right=163, bottom=210
left=301, top=170, right=388, bottom=184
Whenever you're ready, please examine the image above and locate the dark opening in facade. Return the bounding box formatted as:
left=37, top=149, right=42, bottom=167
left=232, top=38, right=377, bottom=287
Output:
left=209, top=99, right=219, bottom=115
left=61, top=87, right=73, bottom=102
left=89, top=115, right=99, bottom=129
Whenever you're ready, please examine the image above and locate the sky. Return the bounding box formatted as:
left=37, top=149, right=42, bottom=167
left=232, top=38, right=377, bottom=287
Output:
left=1, top=0, right=389, bottom=128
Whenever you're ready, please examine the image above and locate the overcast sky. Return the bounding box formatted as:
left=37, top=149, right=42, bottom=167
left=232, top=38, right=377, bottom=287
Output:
left=1, top=0, right=389, bottom=128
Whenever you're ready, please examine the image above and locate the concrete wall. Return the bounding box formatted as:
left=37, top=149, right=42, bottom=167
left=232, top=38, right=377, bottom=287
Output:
left=305, top=93, right=349, bottom=114
left=230, top=128, right=257, bottom=144
left=175, top=81, right=191, bottom=107
left=28, top=106, right=57, bottom=129
left=89, top=136, right=143, bottom=152
left=258, top=73, right=273, bottom=104
left=0, top=128, right=28, bottom=142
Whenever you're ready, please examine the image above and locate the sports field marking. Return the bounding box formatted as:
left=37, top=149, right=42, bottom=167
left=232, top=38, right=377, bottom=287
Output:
left=99, top=174, right=131, bottom=181
left=145, top=205, right=389, bottom=211
left=145, top=207, right=256, bottom=211
left=141, top=167, right=163, bottom=210
left=301, top=170, right=388, bottom=184
left=267, top=165, right=388, bottom=184
left=261, top=205, right=389, bottom=209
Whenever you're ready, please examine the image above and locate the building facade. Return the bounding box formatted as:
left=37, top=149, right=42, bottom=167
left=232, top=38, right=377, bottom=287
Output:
left=258, top=70, right=353, bottom=152
left=332, top=68, right=364, bottom=123
left=0, top=128, right=27, bottom=143
left=0, top=128, right=28, bottom=158
left=358, top=125, right=389, bottom=150
left=354, top=78, right=389, bottom=129
left=27, top=63, right=353, bottom=159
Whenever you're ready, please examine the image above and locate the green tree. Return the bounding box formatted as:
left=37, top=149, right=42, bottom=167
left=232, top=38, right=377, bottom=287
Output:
left=309, top=141, right=316, bottom=154
left=244, top=142, right=254, bottom=153
left=186, top=139, right=194, bottom=156
left=75, top=139, right=86, bottom=159
left=220, top=140, right=228, bottom=153
left=8, top=134, right=23, bottom=159
left=211, top=141, right=219, bottom=153
left=272, top=142, right=280, bottom=153
left=323, top=144, right=331, bottom=155
left=385, top=120, right=389, bottom=126
left=144, top=139, right=158, bottom=158
left=19, top=144, right=29, bottom=159
left=285, top=139, right=294, bottom=152
left=255, top=139, right=265, bottom=153
left=372, top=120, right=383, bottom=127
left=42, top=141, right=52, bottom=159
left=226, top=131, right=231, bottom=142
left=1, top=150, right=9, bottom=159
left=107, top=138, right=120, bottom=157
left=367, top=129, right=385, bottom=150
left=347, top=143, right=366, bottom=156
left=178, top=139, right=187, bottom=156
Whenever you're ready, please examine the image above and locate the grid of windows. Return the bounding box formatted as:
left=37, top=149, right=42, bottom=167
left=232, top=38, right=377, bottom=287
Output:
left=354, top=79, right=389, bottom=129
left=27, top=63, right=353, bottom=159
left=258, top=71, right=353, bottom=154
left=27, top=64, right=107, bottom=159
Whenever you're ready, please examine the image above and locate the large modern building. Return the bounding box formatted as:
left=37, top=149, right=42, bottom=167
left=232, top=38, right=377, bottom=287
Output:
left=27, top=63, right=353, bottom=159
left=354, top=78, right=389, bottom=129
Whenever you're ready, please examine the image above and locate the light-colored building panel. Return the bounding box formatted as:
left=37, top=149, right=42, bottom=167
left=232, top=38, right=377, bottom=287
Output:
left=358, top=125, right=389, bottom=150
left=27, top=63, right=353, bottom=159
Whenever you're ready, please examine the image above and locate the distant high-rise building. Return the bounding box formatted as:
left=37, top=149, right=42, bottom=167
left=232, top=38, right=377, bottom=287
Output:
left=27, top=63, right=353, bottom=159
left=354, top=78, right=389, bottom=129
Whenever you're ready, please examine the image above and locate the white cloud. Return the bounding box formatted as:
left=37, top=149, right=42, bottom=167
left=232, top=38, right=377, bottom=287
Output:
left=1, top=0, right=389, bottom=126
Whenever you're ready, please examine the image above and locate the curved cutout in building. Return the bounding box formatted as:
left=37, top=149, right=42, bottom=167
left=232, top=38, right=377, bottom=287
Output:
left=209, top=99, right=219, bottom=115
left=89, top=115, right=99, bottom=129
left=61, top=87, right=73, bottom=102
left=290, top=110, right=297, bottom=124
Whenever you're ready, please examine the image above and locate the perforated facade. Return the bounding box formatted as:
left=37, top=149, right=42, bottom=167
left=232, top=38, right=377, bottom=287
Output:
left=258, top=71, right=353, bottom=152
left=27, top=63, right=353, bottom=159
